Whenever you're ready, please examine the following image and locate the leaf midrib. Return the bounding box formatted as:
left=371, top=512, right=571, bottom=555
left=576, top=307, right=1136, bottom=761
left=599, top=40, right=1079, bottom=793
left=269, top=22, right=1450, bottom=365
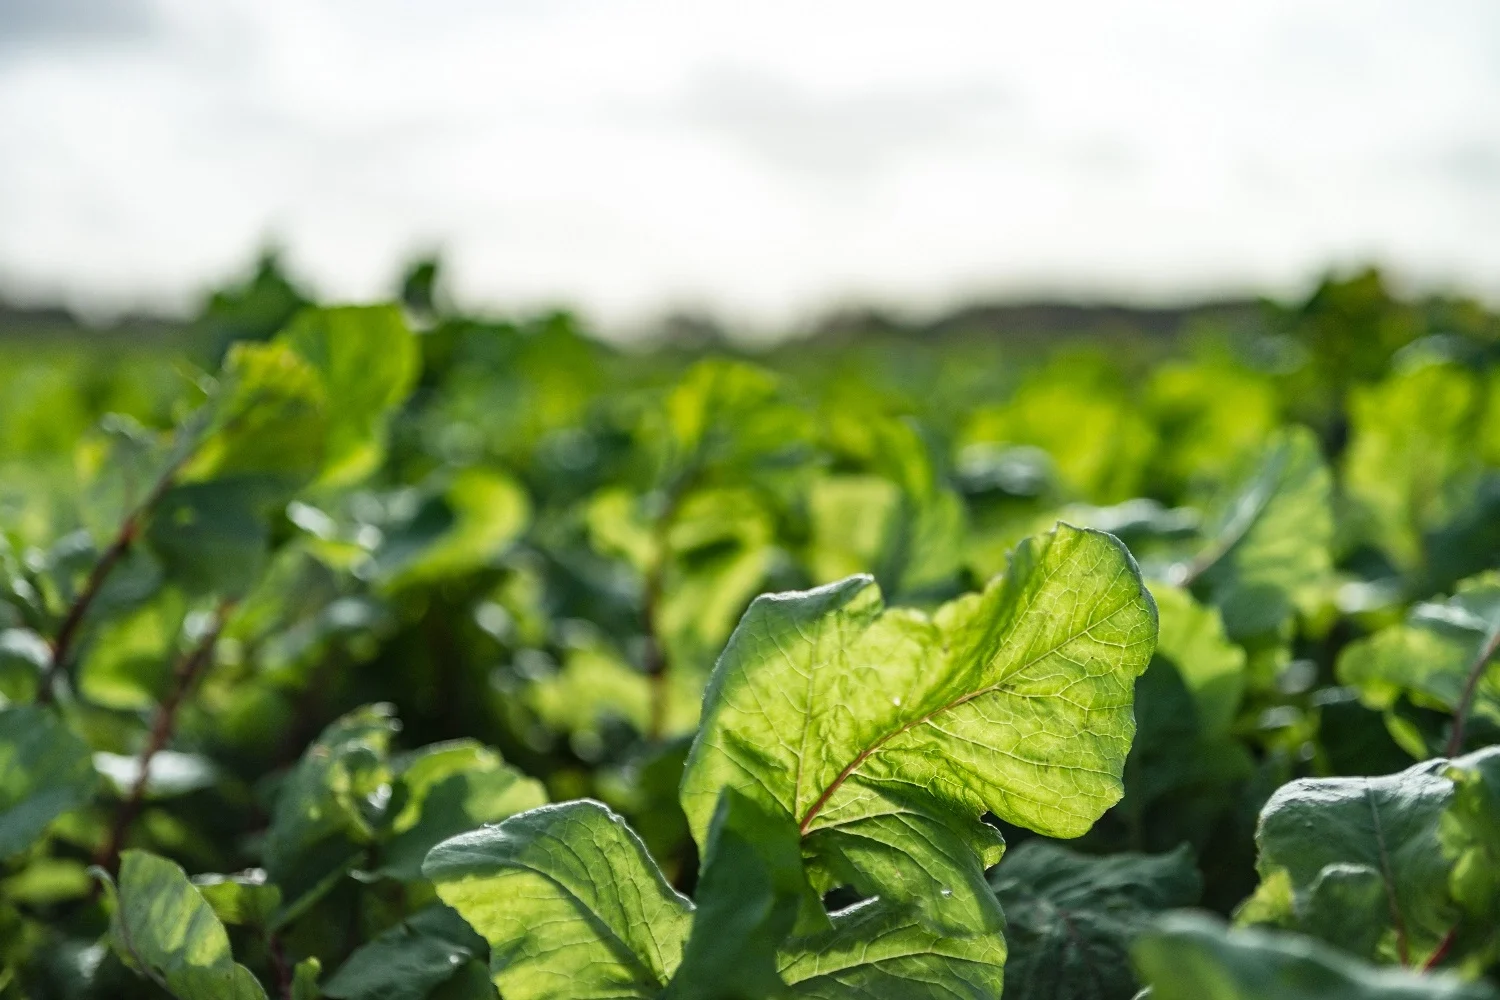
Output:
left=796, top=584, right=1139, bottom=836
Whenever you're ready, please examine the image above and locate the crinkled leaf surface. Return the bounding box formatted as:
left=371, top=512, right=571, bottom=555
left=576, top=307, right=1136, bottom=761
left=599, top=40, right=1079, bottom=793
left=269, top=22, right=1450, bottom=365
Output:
left=1338, top=573, right=1500, bottom=758
left=776, top=899, right=1006, bottom=1000
left=1134, top=913, right=1497, bottom=1000
left=97, top=849, right=268, bottom=1000
left=682, top=523, right=1157, bottom=933
left=989, top=840, right=1200, bottom=1000
left=423, top=800, right=692, bottom=1000
left=0, top=705, right=99, bottom=859
left=1240, top=758, right=1460, bottom=966
left=325, top=903, right=488, bottom=1000
left=1180, top=427, right=1333, bottom=640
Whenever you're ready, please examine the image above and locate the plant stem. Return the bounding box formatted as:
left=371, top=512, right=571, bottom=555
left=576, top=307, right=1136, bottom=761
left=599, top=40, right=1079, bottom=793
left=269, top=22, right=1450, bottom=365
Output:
left=1422, top=927, right=1458, bottom=971
left=1444, top=625, right=1500, bottom=757
left=94, top=600, right=235, bottom=875
left=41, top=461, right=185, bottom=705
left=268, top=932, right=294, bottom=1000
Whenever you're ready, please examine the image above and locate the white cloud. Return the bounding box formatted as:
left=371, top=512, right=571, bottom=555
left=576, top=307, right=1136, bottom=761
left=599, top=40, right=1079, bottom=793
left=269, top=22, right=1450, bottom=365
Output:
left=0, top=0, right=1496, bottom=325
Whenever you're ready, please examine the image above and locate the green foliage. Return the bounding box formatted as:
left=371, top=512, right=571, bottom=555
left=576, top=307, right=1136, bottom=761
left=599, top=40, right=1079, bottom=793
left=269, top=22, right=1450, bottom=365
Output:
left=3, top=274, right=1500, bottom=998
left=95, top=850, right=268, bottom=999
left=989, top=841, right=1200, bottom=1000
left=1338, top=574, right=1500, bottom=758
left=0, top=706, right=99, bottom=859
left=1135, top=912, right=1499, bottom=1000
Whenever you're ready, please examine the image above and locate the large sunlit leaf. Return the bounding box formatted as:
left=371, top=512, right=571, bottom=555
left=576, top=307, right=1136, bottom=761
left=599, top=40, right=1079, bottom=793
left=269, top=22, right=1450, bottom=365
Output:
left=1134, top=912, right=1497, bottom=1000
left=682, top=523, right=1158, bottom=933
left=0, top=706, right=99, bottom=860
left=424, top=800, right=692, bottom=1000
left=776, top=899, right=1006, bottom=1000
left=989, top=841, right=1200, bottom=1000
left=95, top=850, right=268, bottom=1000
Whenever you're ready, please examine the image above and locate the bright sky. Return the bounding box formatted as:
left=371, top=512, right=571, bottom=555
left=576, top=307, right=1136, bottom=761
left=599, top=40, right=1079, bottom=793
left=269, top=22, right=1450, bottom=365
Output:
left=1, top=0, right=1497, bottom=326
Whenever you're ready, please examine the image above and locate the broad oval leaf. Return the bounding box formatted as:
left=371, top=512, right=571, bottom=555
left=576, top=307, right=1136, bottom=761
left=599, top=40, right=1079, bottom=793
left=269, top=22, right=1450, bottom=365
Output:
left=1239, top=758, right=1459, bottom=967
left=96, top=849, right=268, bottom=1000
left=682, top=522, right=1158, bottom=933
left=423, top=800, right=692, bottom=1000
left=324, top=904, right=488, bottom=1000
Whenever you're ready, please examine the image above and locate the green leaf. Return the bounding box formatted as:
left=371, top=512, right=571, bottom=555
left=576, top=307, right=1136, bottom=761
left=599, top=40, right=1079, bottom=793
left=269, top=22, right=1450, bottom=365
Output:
left=1178, top=427, right=1333, bottom=641
left=1439, top=747, right=1500, bottom=969
left=988, top=841, right=1200, bottom=1000
left=655, top=359, right=811, bottom=484
left=682, top=522, right=1158, bottom=934
left=324, top=904, right=487, bottom=1000
left=183, top=340, right=330, bottom=486
left=280, top=305, right=419, bottom=487
left=378, top=470, right=530, bottom=589
left=0, top=705, right=99, bottom=859
left=664, top=790, right=821, bottom=1000
left=1337, top=573, right=1500, bottom=758
left=1133, top=912, right=1497, bottom=1000
left=1344, top=360, right=1487, bottom=573
left=95, top=849, right=268, bottom=1000
left=146, top=479, right=282, bottom=597
left=1149, top=583, right=1246, bottom=738
left=1239, top=758, right=1460, bottom=966
left=808, top=417, right=966, bottom=601
left=193, top=871, right=283, bottom=928
left=776, top=899, right=1007, bottom=999
left=424, top=800, right=692, bottom=1000
left=374, top=739, right=548, bottom=882
left=264, top=705, right=400, bottom=921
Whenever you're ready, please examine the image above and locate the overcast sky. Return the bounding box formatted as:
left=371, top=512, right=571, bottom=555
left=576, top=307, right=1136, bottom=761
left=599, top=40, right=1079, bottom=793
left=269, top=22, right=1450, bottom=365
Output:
left=1, top=0, right=1497, bottom=326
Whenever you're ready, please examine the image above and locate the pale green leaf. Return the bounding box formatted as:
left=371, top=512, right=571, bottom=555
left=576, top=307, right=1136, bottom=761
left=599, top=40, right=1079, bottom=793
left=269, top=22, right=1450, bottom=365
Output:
left=682, top=523, right=1158, bottom=933
left=424, top=800, right=692, bottom=1000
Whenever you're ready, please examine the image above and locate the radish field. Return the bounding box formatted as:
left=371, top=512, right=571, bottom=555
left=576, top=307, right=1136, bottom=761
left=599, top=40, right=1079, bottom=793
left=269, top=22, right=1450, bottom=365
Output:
left=2, top=267, right=1500, bottom=1000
